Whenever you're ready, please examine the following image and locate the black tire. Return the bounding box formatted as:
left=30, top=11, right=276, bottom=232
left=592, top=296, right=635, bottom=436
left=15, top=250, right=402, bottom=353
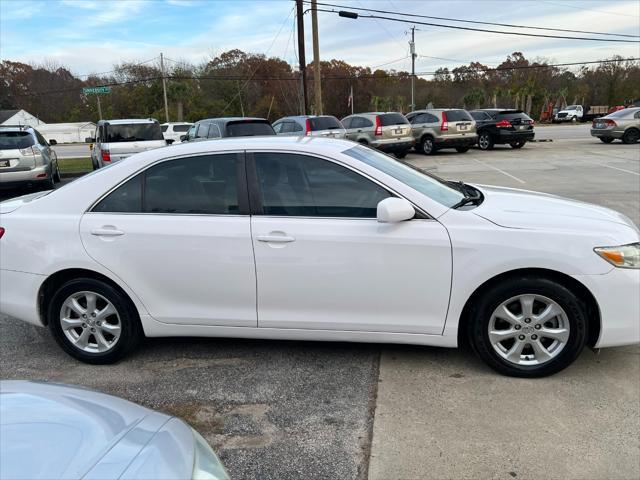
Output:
left=420, top=136, right=437, bottom=155
left=48, top=278, right=142, bottom=364
left=394, top=150, right=408, bottom=159
left=92, top=157, right=99, bottom=171
left=467, top=276, right=588, bottom=378
left=477, top=131, right=494, bottom=150
left=622, top=128, right=640, bottom=145
left=509, top=141, right=526, bottom=149
left=455, top=146, right=470, bottom=153
left=53, top=161, right=61, bottom=183
left=571, top=116, right=577, bottom=123
left=599, top=137, right=614, bottom=144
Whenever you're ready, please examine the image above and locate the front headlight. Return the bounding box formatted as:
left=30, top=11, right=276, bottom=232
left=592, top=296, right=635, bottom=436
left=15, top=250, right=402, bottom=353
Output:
left=191, top=428, right=230, bottom=480
left=594, top=242, right=640, bottom=269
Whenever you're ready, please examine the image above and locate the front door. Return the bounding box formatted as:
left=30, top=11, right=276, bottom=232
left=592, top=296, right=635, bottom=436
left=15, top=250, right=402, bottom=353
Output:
left=249, top=151, right=452, bottom=334
left=80, top=152, right=257, bottom=327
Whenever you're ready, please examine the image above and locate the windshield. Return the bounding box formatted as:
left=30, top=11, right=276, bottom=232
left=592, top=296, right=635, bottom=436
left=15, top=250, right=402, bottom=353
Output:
left=343, top=145, right=464, bottom=208
left=309, top=116, right=343, bottom=130
left=565, top=105, right=578, bottom=110
left=225, top=121, right=275, bottom=137
left=105, top=123, right=163, bottom=142
left=0, top=132, right=34, bottom=150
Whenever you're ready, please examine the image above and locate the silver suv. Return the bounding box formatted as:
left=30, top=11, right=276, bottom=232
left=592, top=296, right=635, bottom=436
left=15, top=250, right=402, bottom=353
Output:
left=0, top=125, right=60, bottom=191
left=341, top=112, right=414, bottom=158
left=273, top=115, right=346, bottom=138
left=406, top=109, right=477, bottom=155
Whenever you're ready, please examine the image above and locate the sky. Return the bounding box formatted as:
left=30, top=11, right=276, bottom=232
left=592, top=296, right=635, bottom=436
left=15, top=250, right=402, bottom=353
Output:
left=1, top=0, right=639, bottom=78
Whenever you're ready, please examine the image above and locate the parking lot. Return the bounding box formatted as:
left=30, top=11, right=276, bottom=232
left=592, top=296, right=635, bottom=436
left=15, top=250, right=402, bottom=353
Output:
left=1, top=133, right=639, bottom=479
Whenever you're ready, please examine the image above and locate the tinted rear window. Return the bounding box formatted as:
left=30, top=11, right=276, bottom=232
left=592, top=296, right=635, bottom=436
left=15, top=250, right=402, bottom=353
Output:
left=106, top=123, right=164, bottom=142
left=309, top=116, right=342, bottom=130
left=173, top=124, right=191, bottom=132
left=0, top=132, right=35, bottom=150
left=497, top=111, right=533, bottom=121
left=380, top=113, right=409, bottom=126
left=225, top=121, right=275, bottom=137
left=444, top=110, right=473, bottom=122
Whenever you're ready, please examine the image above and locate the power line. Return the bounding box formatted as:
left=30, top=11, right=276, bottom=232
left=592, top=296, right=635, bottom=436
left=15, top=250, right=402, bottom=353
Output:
left=539, top=0, right=639, bottom=19
left=371, top=55, right=410, bottom=69
left=306, top=1, right=640, bottom=38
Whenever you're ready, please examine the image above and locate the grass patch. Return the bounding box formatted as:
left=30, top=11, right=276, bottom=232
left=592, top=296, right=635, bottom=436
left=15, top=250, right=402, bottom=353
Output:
left=58, top=157, right=92, bottom=173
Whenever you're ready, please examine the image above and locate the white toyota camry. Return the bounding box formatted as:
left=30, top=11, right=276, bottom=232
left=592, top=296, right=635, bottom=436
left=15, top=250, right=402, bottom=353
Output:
left=1, top=137, right=638, bottom=377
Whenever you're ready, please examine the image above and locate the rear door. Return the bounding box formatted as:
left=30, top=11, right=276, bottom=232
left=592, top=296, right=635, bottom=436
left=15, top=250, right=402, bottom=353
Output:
left=80, top=152, right=257, bottom=327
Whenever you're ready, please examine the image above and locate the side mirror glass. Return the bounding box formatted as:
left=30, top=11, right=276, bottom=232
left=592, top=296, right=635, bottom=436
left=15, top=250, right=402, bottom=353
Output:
left=49, top=139, right=57, bottom=146
left=377, top=197, right=415, bottom=223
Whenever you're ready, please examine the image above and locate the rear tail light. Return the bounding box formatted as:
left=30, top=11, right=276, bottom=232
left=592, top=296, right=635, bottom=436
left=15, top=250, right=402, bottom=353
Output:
left=305, top=119, right=312, bottom=136
left=593, top=118, right=616, bottom=127
left=496, top=120, right=512, bottom=128
left=101, top=149, right=111, bottom=162
left=440, top=112, right=448, bottom=132
left=375, top=116, right=382, bottom=136
left=0, top=227, right=4, bottom=239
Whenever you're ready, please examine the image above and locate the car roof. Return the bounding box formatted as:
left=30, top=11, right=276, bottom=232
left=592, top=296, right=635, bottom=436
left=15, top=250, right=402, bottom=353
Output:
left=161, top=122, right=193, bottom=126
left=98, top=118, right=159, bottom=125
left=197, top=117, right=268, bottom=124
left=276, top=115, right=338, bottom=121
left=0, top=125, right=34, bottom=133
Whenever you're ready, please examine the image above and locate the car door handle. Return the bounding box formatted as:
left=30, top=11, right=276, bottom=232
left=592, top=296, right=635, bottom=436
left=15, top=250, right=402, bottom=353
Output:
left=91, top=227, right=124, bottom=237
left=256, top=234, right=295, bottom=243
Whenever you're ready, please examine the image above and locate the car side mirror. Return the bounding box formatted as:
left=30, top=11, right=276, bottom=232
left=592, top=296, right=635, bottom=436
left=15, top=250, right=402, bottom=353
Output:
left=377, top=197, right=415, bottom=223
left=49, top=139, right=57, bottom=146
left=166, top=139, right=174, bottom=145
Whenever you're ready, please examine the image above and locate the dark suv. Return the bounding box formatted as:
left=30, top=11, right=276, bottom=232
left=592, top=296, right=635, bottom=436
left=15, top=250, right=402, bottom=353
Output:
left=182, top=117, right=275, bottom=142
left=470, top=109, right=535, bottom=150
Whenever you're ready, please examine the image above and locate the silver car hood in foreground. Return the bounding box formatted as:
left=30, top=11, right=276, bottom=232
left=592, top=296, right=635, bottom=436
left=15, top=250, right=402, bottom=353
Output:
left=0, top=381, right=196, bottom=480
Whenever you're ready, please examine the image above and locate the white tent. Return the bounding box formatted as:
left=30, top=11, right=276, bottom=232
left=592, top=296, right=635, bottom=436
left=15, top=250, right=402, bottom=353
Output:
left=36, top=122, right=96, bottom=144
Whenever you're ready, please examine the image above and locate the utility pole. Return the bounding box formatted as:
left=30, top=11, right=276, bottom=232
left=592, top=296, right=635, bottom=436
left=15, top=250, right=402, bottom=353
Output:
left=409, top=27, right=416, bottom=112
left=160, top=52, right=169, bottom=123
left=295, top=0, right=308, bottom=115
left=96, top=96, right=103, bottom=120
left=311, top=0, right=322, bottom=115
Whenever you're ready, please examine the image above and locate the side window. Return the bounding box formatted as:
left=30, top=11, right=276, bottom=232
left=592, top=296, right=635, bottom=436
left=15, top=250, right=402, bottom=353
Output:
left=161, top=125, right=169, bottom=132
left=93, top=174, right=142, bottom=213
left=470, top=112, right=484, bottom=121
left=195, top=124, right=209, bottom=138
left=634, top=111, right=640, bottom=119
left=342, top=117, right=353, bottom=129
left=292, top=122, right=304, bottom=132
left=273, top=122, right=284, bottom=134
left=33, top=130, right=48, bottom=146
left=361, top=118, right=374, bottom=128
left=254, top=153, right=391, bottom=218
left=207, top=124, right=221, bottom=138
left=426, top=113, right=439, bottom=123
left=185, top=125, right=196, bottom=140
left=92, top=154, right=239, bottom=214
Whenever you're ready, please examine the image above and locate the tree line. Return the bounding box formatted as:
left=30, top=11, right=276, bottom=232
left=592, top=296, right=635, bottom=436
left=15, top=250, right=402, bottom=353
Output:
left=1, top=51, right=638, bottom=124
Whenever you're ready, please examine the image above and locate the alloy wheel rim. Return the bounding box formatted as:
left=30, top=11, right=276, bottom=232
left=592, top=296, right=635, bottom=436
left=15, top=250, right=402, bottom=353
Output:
left=488, top=294, right=570, bottom=366
left=479, top=135, right=489, bottom=149
left=60, top=291, right=122, bottom=353
left=424, top=139, right=432, bottom=153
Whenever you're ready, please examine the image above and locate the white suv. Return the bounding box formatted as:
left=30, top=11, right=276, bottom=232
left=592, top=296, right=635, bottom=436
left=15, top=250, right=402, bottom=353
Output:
left=161, top=122, right=193, bottom=143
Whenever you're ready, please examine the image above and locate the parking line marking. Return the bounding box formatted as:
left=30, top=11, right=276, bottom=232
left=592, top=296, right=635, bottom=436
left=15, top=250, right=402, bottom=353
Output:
left=578, top=157, right=640, bottom=176
left=472, top=158, right=526, bottom=184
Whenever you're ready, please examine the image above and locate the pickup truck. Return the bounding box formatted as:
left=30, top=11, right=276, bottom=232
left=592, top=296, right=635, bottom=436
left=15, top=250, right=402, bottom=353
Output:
left=553, top=105, right=611, bottom=123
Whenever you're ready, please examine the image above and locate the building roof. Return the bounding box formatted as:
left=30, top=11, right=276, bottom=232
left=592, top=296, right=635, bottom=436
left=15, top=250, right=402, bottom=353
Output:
left=36, top=122, right=96, bottom=130
left=0, top=110, right=20, bottom=124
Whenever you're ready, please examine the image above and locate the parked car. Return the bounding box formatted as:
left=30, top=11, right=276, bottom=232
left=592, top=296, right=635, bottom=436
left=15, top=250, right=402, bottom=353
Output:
left=90, top=119, right=167, bottom=170
left=273, top=115, right=346, bottom=139
left=341, top=112, right=414, bottom=158
left=182, top=117, right=275, bottom=142
left=161, top=122, right=194, bottom=143
left=1, top=137, right=638, bottom=378
left=470, top=109, right=535, bottom=150
left=405, top=109, right=476, bottom=155
left=0, top=125, right=60, bottom=190
left=590, top=107, right=640, bottom=144
left=0, top=380, right=229, bottom=480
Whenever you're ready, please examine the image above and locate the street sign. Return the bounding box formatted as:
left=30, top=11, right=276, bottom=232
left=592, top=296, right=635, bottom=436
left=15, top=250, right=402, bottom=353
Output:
left=83, top=86, right=111, bottom=94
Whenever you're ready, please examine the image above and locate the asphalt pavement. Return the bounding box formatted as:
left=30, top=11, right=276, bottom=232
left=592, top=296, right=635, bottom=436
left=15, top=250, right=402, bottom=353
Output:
left=1, top=130, right=639, bottom=479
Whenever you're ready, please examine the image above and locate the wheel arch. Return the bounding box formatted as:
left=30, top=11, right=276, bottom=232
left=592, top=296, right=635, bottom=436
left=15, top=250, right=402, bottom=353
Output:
left=457, top=267, right=601, bottom=348
left=38, top=268, right=142, bottom=326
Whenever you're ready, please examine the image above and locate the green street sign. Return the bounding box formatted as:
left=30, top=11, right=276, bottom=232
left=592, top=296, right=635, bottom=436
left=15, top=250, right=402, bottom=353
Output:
left=83, top=86, right=111, bottom=94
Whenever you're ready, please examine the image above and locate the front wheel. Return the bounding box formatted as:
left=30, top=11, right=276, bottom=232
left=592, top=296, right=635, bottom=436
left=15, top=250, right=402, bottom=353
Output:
left=599, top=137, right=614, bottom=144
left=455, top=146, right=470, bottom=153
left=394, top=150, right=408, bottom=159
left=477, top=132, right=494, bottom=150
left=509, top=141, right=526, bottom=149
left=48, top=278, right=142, bottom=364
left=467, top=277, right=587, bottom=377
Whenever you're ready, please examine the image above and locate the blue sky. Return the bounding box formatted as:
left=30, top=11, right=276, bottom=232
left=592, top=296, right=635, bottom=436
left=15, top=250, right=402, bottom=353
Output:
left=1, top=0, right=639, bottom=77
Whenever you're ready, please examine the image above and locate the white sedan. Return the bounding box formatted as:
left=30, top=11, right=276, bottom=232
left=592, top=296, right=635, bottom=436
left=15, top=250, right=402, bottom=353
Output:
left=1, top=137, right=638, bottom=377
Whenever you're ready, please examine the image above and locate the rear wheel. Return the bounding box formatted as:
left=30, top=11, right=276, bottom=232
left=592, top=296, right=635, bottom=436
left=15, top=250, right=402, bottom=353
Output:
left=394, top=150, right=408, bottom=159
left=599, top=137, right=614, bottom=144
left=467, top=277, right=587, bottom=377
left=455, top=146, right=470, bottom=153
left=48, top=278, right=142, bottom=364
left=477, top=132, right=494, bottom=150
left=622, top=128, right=640, bottom=144
left=509, top=141, right=526, bottom=149
left=53, top=161, right=61, bottom=183
left=421, top=136, right=436, bottom=155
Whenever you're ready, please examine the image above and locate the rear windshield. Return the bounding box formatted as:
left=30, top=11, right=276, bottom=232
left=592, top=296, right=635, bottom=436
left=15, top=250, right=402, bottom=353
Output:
left=309, top=116, right=342, bottom=131
left=174, top=124, right=191, bottom=132
left=380, top=113, right=409, bottom=126
left=444, top=110, right=473, bottom=122
left=496, top=111, right=533, bottom=121
left=106, top=123, right=164, bottom=142
left=225, top=121, right=275, bottom=137
left=0, top=132, right=35, bottom=150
